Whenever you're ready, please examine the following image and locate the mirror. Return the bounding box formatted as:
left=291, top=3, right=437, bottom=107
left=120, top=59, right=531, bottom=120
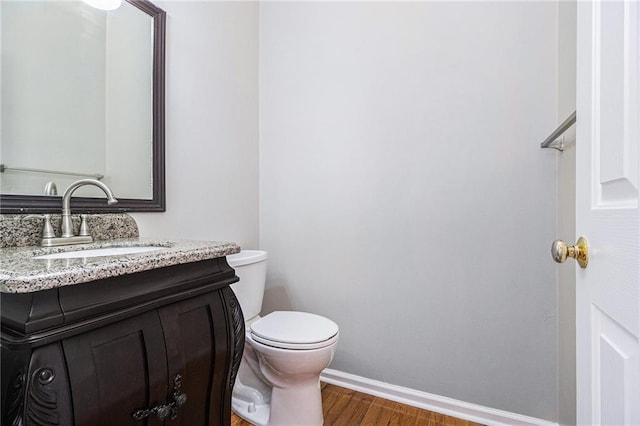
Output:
left=0, top=0, right=165, bottom=213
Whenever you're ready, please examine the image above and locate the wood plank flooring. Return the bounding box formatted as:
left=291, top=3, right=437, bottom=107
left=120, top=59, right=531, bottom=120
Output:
left=231, top=382, right=483, bottom=426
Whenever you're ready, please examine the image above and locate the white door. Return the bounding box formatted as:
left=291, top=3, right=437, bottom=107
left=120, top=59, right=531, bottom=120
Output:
left=576, top=1, right=640, bottom=425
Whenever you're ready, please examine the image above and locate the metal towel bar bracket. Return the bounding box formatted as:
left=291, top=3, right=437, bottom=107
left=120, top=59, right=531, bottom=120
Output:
left=540, top=111, right=576, bottom=152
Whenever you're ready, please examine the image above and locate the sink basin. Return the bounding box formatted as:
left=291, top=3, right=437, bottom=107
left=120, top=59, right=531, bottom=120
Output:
left=34, top=246, right=167, bottom=260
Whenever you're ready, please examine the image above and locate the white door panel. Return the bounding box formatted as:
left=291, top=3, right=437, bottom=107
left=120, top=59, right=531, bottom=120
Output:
left=576, top=0, right=640, bottom=424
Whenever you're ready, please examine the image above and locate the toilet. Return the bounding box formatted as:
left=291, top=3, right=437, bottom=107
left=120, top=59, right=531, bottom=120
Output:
left=227, top=250, right=339, bottom=426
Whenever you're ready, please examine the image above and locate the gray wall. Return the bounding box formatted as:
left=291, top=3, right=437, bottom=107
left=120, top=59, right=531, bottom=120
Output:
left=132, top=1, right=570, bottom=421
left=557, top=1, right=577, bottom=425
left=133, top=1, right=260, bottom=249
left=259, top=2, right=559, bottom=421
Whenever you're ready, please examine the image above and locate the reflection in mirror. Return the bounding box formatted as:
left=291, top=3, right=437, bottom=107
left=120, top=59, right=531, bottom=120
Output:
left=0, top=0, right=165, bottom=213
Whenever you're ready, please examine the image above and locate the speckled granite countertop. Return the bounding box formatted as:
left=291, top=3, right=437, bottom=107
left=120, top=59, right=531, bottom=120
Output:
left=0, top=239, right=241, bottom=293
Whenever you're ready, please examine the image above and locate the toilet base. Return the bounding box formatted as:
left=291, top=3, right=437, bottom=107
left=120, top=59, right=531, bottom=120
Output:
left=266, top=378, right=324, bottom=426
left=232, top=378, right=324, bottom=426
left=232, top=398, right=270, bottom=426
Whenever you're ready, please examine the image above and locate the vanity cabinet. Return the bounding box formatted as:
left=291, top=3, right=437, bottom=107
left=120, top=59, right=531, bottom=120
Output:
left=1, top=257, right=244, bottom=426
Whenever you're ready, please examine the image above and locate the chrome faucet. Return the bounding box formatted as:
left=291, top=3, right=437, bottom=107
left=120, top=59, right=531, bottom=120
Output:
left=26, top=179, right=118, bottom=247
left=61, top=179, right=118, bottom=238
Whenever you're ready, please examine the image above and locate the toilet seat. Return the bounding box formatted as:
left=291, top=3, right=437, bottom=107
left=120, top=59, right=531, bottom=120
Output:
left=250, top=311, right=339, bottom=350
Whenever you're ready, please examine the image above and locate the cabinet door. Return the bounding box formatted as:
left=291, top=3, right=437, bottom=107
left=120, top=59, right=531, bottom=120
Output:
left=62, top=311, right=167, bottom=426
left=158, top=290, right=233, bottom=426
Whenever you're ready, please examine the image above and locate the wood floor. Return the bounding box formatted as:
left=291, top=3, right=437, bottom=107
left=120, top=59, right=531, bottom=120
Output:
left=231, top=382, right=483, bottom=426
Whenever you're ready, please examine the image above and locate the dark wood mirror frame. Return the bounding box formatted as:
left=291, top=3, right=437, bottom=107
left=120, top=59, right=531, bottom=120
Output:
left=0, top=0, right=166, bottom=214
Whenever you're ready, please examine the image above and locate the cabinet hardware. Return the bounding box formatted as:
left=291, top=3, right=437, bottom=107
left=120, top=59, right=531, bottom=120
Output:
left=131, top=373, right=187, bottom=421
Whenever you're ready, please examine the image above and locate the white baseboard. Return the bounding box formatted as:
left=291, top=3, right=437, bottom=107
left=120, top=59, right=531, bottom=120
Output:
left=320, top=369, right=558, bottom=426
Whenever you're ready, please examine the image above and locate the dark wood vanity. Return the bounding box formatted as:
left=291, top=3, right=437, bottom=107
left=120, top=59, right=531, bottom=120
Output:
left=1, top=257, right=244, bottom=426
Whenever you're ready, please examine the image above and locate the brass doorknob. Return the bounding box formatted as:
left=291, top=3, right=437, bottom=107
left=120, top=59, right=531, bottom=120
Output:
left=551, top=237, right=589, bottom=268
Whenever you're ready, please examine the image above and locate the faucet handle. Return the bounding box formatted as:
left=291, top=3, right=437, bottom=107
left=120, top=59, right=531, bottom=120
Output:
left=23, top=214, right=56, bottom=239
left=79, top=214, right=90, bottom=237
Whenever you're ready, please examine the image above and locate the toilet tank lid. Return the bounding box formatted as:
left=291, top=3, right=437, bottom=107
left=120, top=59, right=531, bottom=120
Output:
left=226, top=250, right=268, bottom=267
left=250, top=311, right=339, bottom=345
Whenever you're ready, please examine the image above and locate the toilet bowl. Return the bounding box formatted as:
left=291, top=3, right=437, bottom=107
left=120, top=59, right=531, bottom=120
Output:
left=227, top=251, right=339, bottom=426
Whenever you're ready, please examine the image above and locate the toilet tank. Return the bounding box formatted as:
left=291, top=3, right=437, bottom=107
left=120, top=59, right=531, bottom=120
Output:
left=227, top=250, right=268, bottom=321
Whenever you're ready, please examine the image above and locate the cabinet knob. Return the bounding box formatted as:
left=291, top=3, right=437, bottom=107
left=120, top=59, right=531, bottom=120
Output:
left=175, top=393, right=187, bottom=407
left=155, top=406, right=171, bottom=420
